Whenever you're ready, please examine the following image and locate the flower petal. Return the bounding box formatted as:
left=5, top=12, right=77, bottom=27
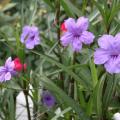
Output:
left=72, top=38, right=82, bottom=52
left=104, top=57, right=120, bottom=74
left=65, top=18, right=76, bottom=33
left=60, top=32, right=73, bottom=47
left=25, top=39, right=35, bottom=49
left=80, top=31, right=95, bottom=44
left=5, top=57, right=12, bottom=67
left=5, top=57, right=14, bottom=71
left=5, top=72, right=11, bottom=81
left=98, top=35, right=114, bottom=49
left=94, top=49, right=110, bottom=64
left=0, top=66, right=6, bottom=73
left=34, top=36, right=40, bottom=45
left=76, top=17, right=89, bottom=32
left=21, top=26, right=31, bottom=43
left=0, top=73, right=5, bottom=82
left=115, top=32, right=120, bottom=41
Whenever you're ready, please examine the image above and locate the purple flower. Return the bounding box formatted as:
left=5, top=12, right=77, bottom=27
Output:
left=0, top=57, right=15, bottom=82
left=21, top=25, right=40, bottom=49
left=60, top=17, right=95, bottom=52
left=42, top=91, right=56, bottom=108
left=94, top=33, right=120, bottom=74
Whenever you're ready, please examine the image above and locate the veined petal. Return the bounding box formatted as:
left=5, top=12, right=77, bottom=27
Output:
left=60, top=32, right=73, bottom=47
left=98, top=35, right=114, bottom=49
left=25, top=39, right=35, bottom=49
left=94, top=48, right=110, bottom=64
left=0, top=66, right=6, bottom=73
left=72, top=38, right=82, bottom=52
left=34, top=36, right=40, bottom=45
left=21, top=26, right=31, bottom=43
left=5, top=57, right=14, bottom=71
left=104, top=57, right=120, bottom=74
left=5, top=72, right=11, bottom=81
left=5, top=57, right=12, bottom=67
left=76, top=17, right=89, bottom=32
left=65, top=18, right=76, bottom=33
left=0, top=73, right=5, bottom=82
left=115, top=32, right=120, bottom=41
left=8, top=61, right=15, bottom=71
left=80, top=31, right=95, bottom=44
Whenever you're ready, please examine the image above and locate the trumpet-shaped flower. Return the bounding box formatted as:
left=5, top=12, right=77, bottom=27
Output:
left=94, top=33, right=120, bottom=74
left=0, top=57, right=15, bottom=82
left=21, top=25, right=40, bottom=49
left=42, top=91, right=55, bottom=108
left=60, top=17, right=95, bottom=52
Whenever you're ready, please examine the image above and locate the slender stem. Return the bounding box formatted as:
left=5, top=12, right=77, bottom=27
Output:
left=82, top=0, right=87, bottom=15
left=24, top=91, right=31, bottom=120
left=56, top=0, right=60, bottom=41
left=55, top=0, right=64, bottom=88
left=69, top=53, right=76, bottom=120
left=21, top=0, right=24, bottom=28
left=70, top=53, right=76, bottom=98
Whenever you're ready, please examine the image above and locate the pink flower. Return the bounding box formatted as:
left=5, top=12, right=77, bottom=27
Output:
left=60, top=22, right=67, bottom=32
left=14, top=58, right=27, bottom=72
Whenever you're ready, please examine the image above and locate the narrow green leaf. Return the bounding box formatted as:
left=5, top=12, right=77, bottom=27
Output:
left=93, top=73, right=106, bottom=117
left=32, top=50, right=92, bottom=90
left=103, top=74, right=118, bottom=112
left=60, top=0, right=81, bottom=17
left=43, top=0, right=54, bottom=9
left=89, top=59, right=98, bottom=88
left=37, top=74, right=90, bottom=120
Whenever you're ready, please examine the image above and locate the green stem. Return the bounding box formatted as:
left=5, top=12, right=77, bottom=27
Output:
left=56, top=0, right=60, bottom=40
left=82, top=0, right=87, bottom=15
left=24, top=90, right=31, bottom=120
left=21, top=0, right=24, bottom=28
left=55, top=0, right=64, bottom=88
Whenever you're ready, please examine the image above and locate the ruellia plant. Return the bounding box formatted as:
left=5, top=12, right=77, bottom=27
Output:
left=0, top=0, right=120, bottom=120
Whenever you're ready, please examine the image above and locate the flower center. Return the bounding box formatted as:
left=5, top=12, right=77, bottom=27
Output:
left=30, top=35, right=35, bottom=40
left=46, top=96, right=51, bottom=101
left=111, top=54, right=118, bottom=58
left=74, top=34, right=80, bottom=38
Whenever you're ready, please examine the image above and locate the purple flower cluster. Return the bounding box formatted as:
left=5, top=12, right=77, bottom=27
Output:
left=1, top=16, right=120, bottom=83
left=0, top=57, right=16, bottom=82
left=60, top=17, right=95, bottom=52
left=94, top=33, right=120, bottom=74
left=42, top=91, right=56, bottom=108
left=21, top=25, right=40, bottom=49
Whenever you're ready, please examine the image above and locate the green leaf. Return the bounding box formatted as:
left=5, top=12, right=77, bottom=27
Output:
left=93, top=73, right=106, bottom=117
left=108, top=0, right=120, bottom=25
left=103, top=74, right=119, bottom=112
left=32, top=50, right=92, bottom=90
left=43, top=0, right=54, bottom=9
left=37, top=74, right=90, bottom=120
left=89, top=59, right=98, bottom=88
left=60, top=0, right=81, bottom=17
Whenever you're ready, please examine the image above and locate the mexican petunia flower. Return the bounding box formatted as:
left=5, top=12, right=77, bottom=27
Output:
left=94, top=33, right=120, bottom=74
left=21, top=25, right=40, bottom=49
left=60, top=17, right=95, bottom=52
left=0, top=57, right=15, bottom=82
left=42, top=91, right=56, bottom=108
